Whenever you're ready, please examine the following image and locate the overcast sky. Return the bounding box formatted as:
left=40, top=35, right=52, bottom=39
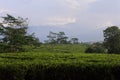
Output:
left=0, top=0, right=120, bottom=42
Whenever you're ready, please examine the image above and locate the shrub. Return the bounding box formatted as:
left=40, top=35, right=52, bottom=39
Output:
left=85, top=42, right=106, bottom=53
left=0, top=43, right=25, bottom=53
left=0, top=53, right=120, bottom=80
left=0, top=63, right=120, bottom=80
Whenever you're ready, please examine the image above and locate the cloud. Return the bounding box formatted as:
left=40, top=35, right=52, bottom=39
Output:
left=39, top=16, right=76, bottom=26
left=0, top=8, right=15, bottom=14
left=59, top=0, right=99, bottom=9
left=103, top=21, right=114, bottom=27
left=96, top=21, right=114, bottom=30
left=64, top=0, right=80, bottom=9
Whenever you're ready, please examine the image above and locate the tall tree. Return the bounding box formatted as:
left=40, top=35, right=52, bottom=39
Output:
left=103, top=26, right=120, bottom=53
left=57, top=32, right=68, bottom=44
left=46, top=31, right=57, bottom=44
left=0, top=14, right=28, bottom=45
left=46, top=31, right=68, bottom=44
left=70, top=38, right=79, bottom=44
left=0, top=14, right=40, bottom=52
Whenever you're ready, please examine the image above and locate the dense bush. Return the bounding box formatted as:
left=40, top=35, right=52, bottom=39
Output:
left=0, top=43, right=25, bottom=53
left=0, top=61, right=120, bottom=80
left=85, top=42, right=106, bottom=53
left=85, top=46, right=106, bottom=53
left=0, top=52, right=120, bottom=80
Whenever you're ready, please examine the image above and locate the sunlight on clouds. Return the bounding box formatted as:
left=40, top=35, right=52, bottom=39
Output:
left=40, top=16, right=76, bottom=26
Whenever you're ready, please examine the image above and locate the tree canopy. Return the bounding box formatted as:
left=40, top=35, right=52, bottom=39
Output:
left=46, top=31, right=69, bottom=44
left=0, top=14, right=40, bottom=52
left=45, top=31, right=79, bottom=44
left=103, top=26, right=120, bottom=53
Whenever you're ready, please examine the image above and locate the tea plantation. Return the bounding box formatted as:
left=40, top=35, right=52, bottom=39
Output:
left=0, top=51, right=120, bottom=80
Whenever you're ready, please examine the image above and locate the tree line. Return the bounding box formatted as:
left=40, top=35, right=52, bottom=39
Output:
left=0, top=14, right=120, bottom=54
left=0, top=14, right=79, bottom=53
left=45, top=31, right=79, bottom=44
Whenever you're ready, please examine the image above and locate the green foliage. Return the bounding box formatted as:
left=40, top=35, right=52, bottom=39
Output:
left=57, top=32, right=68, bottom=44
left=0, top=14, right=40, bottom=52
left=46, top=31, right=70, bottom=44
left=24, top=33, right=41, bottom=47
left=32, top=44, right=87, bottom=53
left=0, top=43, right=25, bottom=53
left=103, top=26, right=120, bottom=53
left=46, top=31, right=79, bottom=44
left=85, top=42, right=106, bottom=53
left=0, top=52, right=120, bottom=80
left=70, top=38, right=79, bottom=44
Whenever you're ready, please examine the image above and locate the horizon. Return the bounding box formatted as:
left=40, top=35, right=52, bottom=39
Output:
left=0, top=0, right=120, bottom=42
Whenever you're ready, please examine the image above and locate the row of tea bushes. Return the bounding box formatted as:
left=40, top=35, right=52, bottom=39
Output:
left=0, top=52, right=120, bottom=80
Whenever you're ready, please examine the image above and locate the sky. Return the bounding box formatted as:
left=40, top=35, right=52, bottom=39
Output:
left=0, top=0, right=120, bottom=42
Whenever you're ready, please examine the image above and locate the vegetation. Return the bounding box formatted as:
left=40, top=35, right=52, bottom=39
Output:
left=85, top=42, right=106, bottom=53
left=1, top=14, right=120, bottom=80
left=33, top=44, right=87, bottom=53
left=0, top=52, right=120, bottom=80
left=45, top=31, right=79, bottom=44
left=85, top=26, right=120, bottom=54
left=103, top=26, right=120, bottom=54
left=70, top=37, right=79, bottom=44
left=0, top=14, right=40, bottom=52
left=0, top=15, right=120, bottom=54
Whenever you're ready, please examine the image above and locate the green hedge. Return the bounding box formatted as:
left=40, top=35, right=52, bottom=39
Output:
left=0, top=53, right=120, bottom=80
left=0, top=63, right=120, bottom=80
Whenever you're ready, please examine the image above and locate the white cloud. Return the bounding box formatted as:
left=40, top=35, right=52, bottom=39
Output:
left=103, top=21, right=114, bottom=27
left=0, top=8, right=15, bottom=14
left=96, top=21, right=114, bottom=29
left=39, top=16, right=76, bottom=26
left=64, top=0, right=80, bottom=9
left=59, top=0, right=99, bottom=9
